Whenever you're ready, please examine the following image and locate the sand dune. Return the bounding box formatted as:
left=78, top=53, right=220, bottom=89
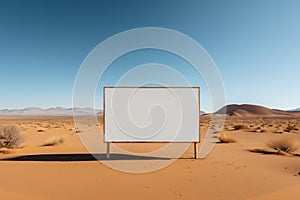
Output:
left=216, top=104, right=300, bottom=116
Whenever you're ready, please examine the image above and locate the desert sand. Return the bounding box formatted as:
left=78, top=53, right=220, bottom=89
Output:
left=0, top=116, right=299, bottom=200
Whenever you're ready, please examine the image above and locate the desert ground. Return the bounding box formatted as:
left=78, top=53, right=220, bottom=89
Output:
left=0, top=116, right=299, bottom=200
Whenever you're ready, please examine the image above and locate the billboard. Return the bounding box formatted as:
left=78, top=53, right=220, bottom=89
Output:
left=104, top=87, right=200, bottom=143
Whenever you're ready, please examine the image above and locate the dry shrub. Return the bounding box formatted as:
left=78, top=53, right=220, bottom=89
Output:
left=225, top=126, right=235, bottom=131
left=69, top=128, right=82, bottom=133
left=273, top=130, right=283, bottom=134
left=267, top=138, right=298, bottom=154
left=41, top=137, right=65, bottom=147
left=250, top=126, right=263, bottom=132
left=98, top=116, right=104, bottom=126
left=218, top=133, right=236, bottom=143
left=233, top=124, right=247, bottom=130
left=0, top=148, right=10, bottom=154
left=256, top=128, right=266, bottom=133
left=0, top=125, right=23, bottom=148
left=284, top=124, right=298, bottom=132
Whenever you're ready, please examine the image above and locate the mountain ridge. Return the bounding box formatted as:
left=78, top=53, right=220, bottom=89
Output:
left=289, top=107, right=300, bottom=112
left=0, top=107, right=102, bottom=117
left=0, top=104, right=299, bottom=117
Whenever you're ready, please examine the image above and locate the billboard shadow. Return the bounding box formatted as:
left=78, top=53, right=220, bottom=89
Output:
left=1, top=153, right=171, bottom=162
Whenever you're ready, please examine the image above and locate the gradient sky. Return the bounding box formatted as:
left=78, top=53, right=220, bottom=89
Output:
left=0, top=0, right=300, bottom=112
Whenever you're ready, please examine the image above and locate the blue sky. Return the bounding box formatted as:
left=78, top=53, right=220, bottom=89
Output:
left=0, top=0, right=300, bottom=112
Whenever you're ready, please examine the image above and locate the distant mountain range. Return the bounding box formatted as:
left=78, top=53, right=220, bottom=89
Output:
left=215, top=104, right=300, bottom=117
left=0, top=104, right=299, bottom=117
left=0, top=107, right=102, bottom=117
left=289, top=107, right=300, bottom=112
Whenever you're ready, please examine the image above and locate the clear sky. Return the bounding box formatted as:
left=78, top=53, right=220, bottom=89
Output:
left=0, top=0, right=299, bottom=112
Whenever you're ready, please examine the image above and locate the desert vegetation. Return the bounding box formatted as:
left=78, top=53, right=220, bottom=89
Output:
left=0, top=125, right=23, bottom=148
left=267, top=138, right=298, bottom=154
left=41, top=136, right=65, bottom=147
left=202, top=116, right=300, bottom=134
left=218, top=133, right=236, bottom=143
left=249, top=137, right=299, bottom=156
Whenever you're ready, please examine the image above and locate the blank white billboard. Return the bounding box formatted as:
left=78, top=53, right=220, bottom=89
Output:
left=104, top=87, right=200, bottom=142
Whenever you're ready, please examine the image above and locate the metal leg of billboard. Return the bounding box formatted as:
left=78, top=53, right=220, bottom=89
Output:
left=106, top=142, right=110, bottom=159
left=194, top=142, right=199, bottom=159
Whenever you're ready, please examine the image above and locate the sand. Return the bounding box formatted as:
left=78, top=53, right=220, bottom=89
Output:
left=0, top=116, right=299, bottom=199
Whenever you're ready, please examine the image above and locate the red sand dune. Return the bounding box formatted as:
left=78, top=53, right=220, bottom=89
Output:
left=216, top=104, right=300, bottom=116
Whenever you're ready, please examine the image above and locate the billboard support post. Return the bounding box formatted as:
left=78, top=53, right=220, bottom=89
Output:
left=106, top=142, right=110, bottom=159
